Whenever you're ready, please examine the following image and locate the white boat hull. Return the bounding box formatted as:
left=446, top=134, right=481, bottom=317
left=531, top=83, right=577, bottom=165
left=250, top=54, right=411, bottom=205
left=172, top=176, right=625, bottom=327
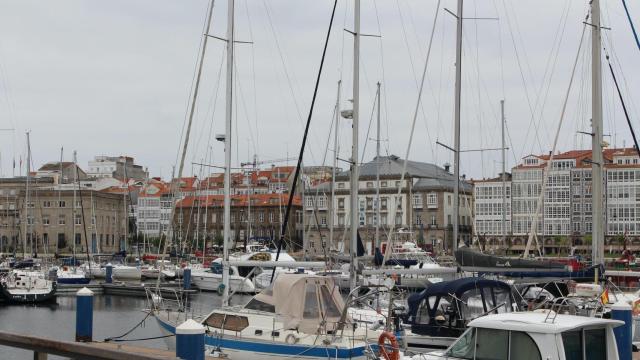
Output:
left=191, top=272, right=255, bottom=293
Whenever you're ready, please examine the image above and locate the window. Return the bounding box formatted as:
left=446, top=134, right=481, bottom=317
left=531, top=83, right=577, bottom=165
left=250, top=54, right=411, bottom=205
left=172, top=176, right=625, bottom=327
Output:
left=381, top=198, right=387, bottom=210
left=42, top=216, right=50, bottom=226
left=269, top=212, right=274, bottom=223
left=75, top=200, right=82, bottom=208
left=303, top=284, right=319, bottom=319
left=338, top=198, right=345, bottom=209
left=75, top=214, right=82, bottom=225
left=510, top=332, right=542, bottom=360
left=43, top=201, right=51, bottom=208
left=395, top=213, right=402, bottom=225
left=381, top=181, right=387, bottom=187
left=58, top=215, right=66, bottom=225
left=476, top=328, right=508, bottom=360
left=412, top=194, right=423, bottom=208
left=366, top=181, right=373, bottom=188
left=415, top=214, right=422, bottom=225
left=562, top=331, right=582, bottom=360
left=395, top=181, right=401, bottom=188
left=319, top=286, right=341, bottom=317
left=427, top=193, right=437, bottom=208
left=75, top=233, right=81, bottom=245
left=445, top=328, right=475, bottom=359
left=445, top=328, right=538, bottom=360
left=337, top=182, right=345, bottom=189
left=58, top=201, right=66, bottom=208
left=431, top=215, right=436, bottom=226
left=338, top=214, right=345, bottom=226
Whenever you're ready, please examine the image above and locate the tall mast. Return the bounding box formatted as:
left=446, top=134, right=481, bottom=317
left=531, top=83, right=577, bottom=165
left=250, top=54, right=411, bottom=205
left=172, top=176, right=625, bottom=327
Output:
left=73, top=151, right=78, bottom=258
left=23, top=132, right=31, bottom=258
left=349, top=0, right=361, bottom=293
left=222, top=0, right=235, bottom=307
left=452, top=0, right=463, bottom=251
left=329, top=81, right=341, bottom=252
left=591, top=0, right=604, bottom=266
left=375, top=82, right=381, bottom=252
left=501, top=100, right=506, bottom=245
left=123, top=162, right=128, bottom=253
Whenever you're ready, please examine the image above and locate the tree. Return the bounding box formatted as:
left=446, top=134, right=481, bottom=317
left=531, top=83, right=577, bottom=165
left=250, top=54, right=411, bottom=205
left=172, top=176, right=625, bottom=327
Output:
left=214, top=233, right=224, bottom=247
left=554, top=235, right=569, bottom=256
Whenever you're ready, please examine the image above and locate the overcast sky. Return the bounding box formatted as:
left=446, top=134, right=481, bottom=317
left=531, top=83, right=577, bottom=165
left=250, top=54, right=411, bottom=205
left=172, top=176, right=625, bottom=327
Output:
left=0, top=0, right=639, bottom=181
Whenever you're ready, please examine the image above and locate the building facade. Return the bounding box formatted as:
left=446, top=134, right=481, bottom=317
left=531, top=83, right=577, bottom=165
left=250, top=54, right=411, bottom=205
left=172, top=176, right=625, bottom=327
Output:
left=174, top=193, right=303, bottom=251
left=87, top=156, right=148, bottom=181
left=474, top=147, right=640, bottom=253
left=0, top=179, right=126, bottom=255
left=303, top=156, right=473, bottom=256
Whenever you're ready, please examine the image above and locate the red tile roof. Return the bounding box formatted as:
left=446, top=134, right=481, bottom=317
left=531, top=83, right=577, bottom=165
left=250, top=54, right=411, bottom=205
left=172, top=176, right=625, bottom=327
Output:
left=176, top=193, right=301, bottom=208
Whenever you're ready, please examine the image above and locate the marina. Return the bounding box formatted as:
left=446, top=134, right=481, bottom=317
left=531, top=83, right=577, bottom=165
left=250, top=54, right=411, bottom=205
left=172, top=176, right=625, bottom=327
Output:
left=0, top=0, right=639, bottom=359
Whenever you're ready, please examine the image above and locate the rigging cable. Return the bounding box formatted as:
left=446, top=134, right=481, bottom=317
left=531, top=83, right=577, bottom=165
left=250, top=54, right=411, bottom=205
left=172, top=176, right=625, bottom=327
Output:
left=523, top=19, right=589, bottom=257
left=270, top=0, right=339, bottom=282
left=382, top=0, right=440, bottom=266
left=605, top=53, right=640, bottom=157
left=621, top=0, right=640, bottom=52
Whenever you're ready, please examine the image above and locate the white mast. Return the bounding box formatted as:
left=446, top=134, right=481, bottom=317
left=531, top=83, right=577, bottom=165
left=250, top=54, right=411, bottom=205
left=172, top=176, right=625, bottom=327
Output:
left=452, top=0, right=463, bottom=251
left=23, top=132, right=31, bottom=258
left=349, top=0, right=361, bottom=292
left=375, top=82, right=381, bottom=252
left=591, top=0, right=604, bottom=266
left=501, top=100, right=507, bottom=245
left=329, top=81, right=341, bottom=252
left=222, top=0, right=235, bottom=307
left=73, top=151, right=78, bottom=258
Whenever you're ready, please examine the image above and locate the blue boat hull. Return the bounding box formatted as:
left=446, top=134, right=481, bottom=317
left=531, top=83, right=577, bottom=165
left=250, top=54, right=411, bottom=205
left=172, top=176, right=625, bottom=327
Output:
left=156, top=315, right=371, bottom=359
left=56, top=277, right=91, bottom=285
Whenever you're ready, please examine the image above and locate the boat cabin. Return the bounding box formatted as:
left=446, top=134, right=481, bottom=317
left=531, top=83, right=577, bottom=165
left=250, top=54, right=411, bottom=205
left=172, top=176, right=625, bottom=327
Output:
left=425, top=312, right=622, bottom=360
left=405, top=278, right=521, bottom=338
left=203, top=274, right=348, bottom=334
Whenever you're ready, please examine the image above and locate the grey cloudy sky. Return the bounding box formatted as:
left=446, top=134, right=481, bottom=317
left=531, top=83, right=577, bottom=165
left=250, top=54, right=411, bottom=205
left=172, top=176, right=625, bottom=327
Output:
left=0, top=0, right=639, bottom=181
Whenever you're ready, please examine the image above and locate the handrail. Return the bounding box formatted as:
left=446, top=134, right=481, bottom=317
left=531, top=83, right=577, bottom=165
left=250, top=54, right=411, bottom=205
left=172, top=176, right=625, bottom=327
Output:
left=0, top=330, right=177, bottom=360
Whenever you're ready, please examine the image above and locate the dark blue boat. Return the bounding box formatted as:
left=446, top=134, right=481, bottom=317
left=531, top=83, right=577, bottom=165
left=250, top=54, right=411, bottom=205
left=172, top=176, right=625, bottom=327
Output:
left=404, top=277, right=522, bottom=350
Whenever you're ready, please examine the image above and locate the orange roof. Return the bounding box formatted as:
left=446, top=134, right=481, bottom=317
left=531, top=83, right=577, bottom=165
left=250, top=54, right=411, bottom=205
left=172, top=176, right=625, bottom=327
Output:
left=176, top=193, right=301, bottom=208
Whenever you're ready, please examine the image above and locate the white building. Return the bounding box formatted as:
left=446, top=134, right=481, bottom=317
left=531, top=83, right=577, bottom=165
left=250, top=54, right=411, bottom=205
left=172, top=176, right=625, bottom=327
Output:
left=473, top=174, right=511, bottom=237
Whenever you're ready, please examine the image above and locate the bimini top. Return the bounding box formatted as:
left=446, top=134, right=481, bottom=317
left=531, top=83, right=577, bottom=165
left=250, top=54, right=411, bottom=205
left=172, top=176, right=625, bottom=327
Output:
left=468, top=312, right=622, bottom=334
left=408, top=277, right=511, bottom=305
left=254, top=274, right=346, bottom=333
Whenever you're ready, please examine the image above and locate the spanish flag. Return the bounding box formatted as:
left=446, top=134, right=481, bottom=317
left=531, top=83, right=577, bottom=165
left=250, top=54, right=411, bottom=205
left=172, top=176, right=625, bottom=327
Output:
left=600, top=289, right=609, bottom=304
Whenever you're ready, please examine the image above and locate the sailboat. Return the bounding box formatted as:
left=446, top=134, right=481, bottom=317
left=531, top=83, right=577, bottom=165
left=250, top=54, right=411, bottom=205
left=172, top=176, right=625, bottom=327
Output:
left=454, top=0, right=608, bottom=281
left=155, top=273, right=376, bottom=360
left=1, top=133, right=57, bottom=303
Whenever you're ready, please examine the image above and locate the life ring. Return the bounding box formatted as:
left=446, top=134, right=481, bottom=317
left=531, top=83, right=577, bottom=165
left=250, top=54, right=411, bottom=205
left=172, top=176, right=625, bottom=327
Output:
left=217, top=283, right=226, bottom=296
left=378, top=331, right=400, bottom=360
left=633, top=299, right=640, bottom=317
left=285, top=333, right=299, bottom=344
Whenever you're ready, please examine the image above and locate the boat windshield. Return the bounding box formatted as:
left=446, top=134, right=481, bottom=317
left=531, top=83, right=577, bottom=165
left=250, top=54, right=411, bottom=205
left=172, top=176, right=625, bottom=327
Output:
left=445, top=328, right=541, bottom=360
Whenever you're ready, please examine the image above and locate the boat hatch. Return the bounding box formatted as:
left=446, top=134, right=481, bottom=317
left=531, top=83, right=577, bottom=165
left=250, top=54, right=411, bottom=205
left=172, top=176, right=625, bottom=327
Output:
left=444, top=327, right=542, bottom=360
left=203, top=313, right=249, bottom=332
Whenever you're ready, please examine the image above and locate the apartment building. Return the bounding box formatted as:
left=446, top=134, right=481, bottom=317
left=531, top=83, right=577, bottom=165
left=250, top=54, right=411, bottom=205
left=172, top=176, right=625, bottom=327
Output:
left=474, top=147, right=640, bottom=252
left=0, top=177, right=126, bottom=255
left=174, top=193, right=303, bottom=251
left=303, top=155, right=473, bottom=256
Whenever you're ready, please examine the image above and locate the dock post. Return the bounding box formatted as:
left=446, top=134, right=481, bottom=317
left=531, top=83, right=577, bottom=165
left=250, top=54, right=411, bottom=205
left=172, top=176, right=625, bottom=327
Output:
left=75, top=287, right=94, bottom=342
left=612, top=300, right=632, bottom=360
left=183, top=268, right=191, bottom=290
left=105, top=263, right=113, bottom=284
left=176, top=319, right=205, bottom=360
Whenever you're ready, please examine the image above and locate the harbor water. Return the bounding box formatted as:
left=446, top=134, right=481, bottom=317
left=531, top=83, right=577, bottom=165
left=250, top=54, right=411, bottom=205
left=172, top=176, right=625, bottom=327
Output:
left=0, top=289, right=252, bottom=359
